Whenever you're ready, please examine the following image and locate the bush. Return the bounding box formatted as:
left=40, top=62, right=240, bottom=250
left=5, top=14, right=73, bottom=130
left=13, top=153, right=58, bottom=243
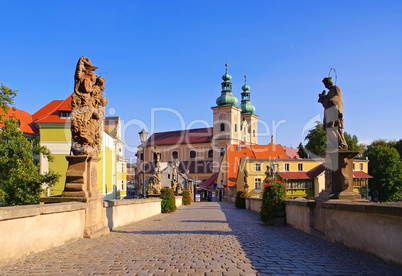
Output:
left=235, top=190, right=249, bottom=209
left=161, top=188, right=177, bottom=213
left=260, top=180, right=286, bottom=223
left=182, top=190, right=192, bottom=205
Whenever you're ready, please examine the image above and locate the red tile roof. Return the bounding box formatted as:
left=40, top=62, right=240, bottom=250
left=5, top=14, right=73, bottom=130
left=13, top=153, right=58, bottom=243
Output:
left=353, top=171, right=373, bottom=178
left=283, top=146, right=300, bottom=159
left=278, top=171, right=312, bottom=179
left=0, top=107, right=35, bottom=135
left=226, top=143, right=289, bottom=187
left=33, top=95, right=72, bottom=124
left=199, top=173, right=218, bottom=188
left=147, top=127, right=213, bottom=146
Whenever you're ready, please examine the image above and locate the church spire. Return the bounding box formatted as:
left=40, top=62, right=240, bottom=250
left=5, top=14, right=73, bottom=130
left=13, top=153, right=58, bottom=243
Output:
left=239, top=75, right=256, bottom=114
left=216, top=63, right=238, bottom=106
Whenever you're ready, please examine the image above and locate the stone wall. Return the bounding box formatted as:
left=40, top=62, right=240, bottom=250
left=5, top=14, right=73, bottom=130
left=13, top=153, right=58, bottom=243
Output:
left=0, top=202, right=86, bottom=264
left=285, top=200, right=402, bottom=267
left=0, top=196, right=183, bottom=264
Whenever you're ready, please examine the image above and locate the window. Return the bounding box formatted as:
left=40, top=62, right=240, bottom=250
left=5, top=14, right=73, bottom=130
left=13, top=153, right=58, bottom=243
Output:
left=121, top=181, right=124, bottom=190
left=168, top=174, right=171, bottom=179
left=220, top=123, right=225, bottom=131
left=140, top=153, right=144, bottom=161
left=60, top=111, right=71, bottom=119
left=172, top=151, right=178, bottom=159
left=121, top=163, right=124, bottom=172
left=208, top=149, right=213, bottom=158
left=285, top=163, right=290, bottom=171
left=254, top=178, right=262, bottom=189
left=353, top=163, right=356, bottom=171
left=298, top=163, right=303, bottom=171
left=235, top=124, right=237, bottom=132
left=255, top=163, right=261, bottom=172
left=253, top=130, right=255, bottom=137
left=190, top=150, right=196, bottom=158
left=359, top=163, right=363, bottom=171
left=220, top=148, right=225, bottom=157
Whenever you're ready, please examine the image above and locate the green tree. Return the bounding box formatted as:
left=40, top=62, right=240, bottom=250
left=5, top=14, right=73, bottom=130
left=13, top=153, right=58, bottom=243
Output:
left=364, top=140, right=402, bottom=202
left=0, top=83, right=60, bottom=206
left=389, top=139, right=402, bottom=161
left=344, top=132, right=359, bottom=152
left=304, top=122, right=327, bottom=157
left=297, top=142, right=308, bottom=158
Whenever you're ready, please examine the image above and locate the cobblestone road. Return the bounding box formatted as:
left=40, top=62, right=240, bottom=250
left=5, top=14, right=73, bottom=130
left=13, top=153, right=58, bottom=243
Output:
left=1, top=202, right=401, bottom=275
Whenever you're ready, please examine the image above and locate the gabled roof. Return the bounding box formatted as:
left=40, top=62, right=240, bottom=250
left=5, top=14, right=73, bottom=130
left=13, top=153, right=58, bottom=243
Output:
left=199, top=173, right=218, bottom=189
left=33, top=95, right=72, bottom=124
left=0, top=107, right=35, bottom=135
left=278, top=164, right=325, bottom=180
left=283, top=146, right=300, bottom=159
left=147, top=127, right=213, bottom=146
left=353, top=171, right=373, bottom=178
left=227, top=143, right=289, bottom=187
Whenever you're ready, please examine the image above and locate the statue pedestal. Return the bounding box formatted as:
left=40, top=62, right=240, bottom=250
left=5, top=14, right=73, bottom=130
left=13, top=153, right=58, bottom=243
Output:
left=318, top=151, right=361, bottom=201
left=62, top=155, right=109, bottom=238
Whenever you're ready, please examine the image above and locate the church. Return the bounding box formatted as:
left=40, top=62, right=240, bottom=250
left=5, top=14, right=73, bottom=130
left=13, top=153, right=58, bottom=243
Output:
left=136, top=64, right=260, bottom=186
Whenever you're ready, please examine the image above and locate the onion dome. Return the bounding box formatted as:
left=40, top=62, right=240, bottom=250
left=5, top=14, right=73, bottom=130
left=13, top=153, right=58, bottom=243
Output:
left=239, top=75, right=255, bottom=114
left=216, top=63, right=238, bottom=106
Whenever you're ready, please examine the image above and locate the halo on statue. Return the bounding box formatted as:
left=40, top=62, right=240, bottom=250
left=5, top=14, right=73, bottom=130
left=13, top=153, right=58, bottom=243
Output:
left=328, top=68, right=337, bottom=85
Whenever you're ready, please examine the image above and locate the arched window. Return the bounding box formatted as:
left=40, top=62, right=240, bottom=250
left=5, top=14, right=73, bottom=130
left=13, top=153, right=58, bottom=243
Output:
left=208, top=149, right=213, bottom=158
left=172, top=151, right=178, bottom=159
left=235, top=124, right=237, bottom=132
left=220, top=123, right=225, bottom=131
left=220, top=148, right=225, bottom=157
left=190, top=150, right=196, bottom=158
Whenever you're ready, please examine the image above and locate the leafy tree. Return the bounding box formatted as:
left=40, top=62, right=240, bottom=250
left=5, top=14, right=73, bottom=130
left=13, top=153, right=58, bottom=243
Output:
left=389, top=139, right=402, bottom=161
left=304, top=121, right=327, bottom=157
left=364, top=140, right=402, bottom=202
left=344, top=132, right=359, bottom=152
left=0, top=83, right=60, bottom=206
left=297, top=142, right=308, bottom=158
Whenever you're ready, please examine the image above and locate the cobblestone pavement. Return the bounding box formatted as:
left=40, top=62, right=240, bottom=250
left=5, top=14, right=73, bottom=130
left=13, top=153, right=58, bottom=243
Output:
left=1, top=202, right=401, bottom=275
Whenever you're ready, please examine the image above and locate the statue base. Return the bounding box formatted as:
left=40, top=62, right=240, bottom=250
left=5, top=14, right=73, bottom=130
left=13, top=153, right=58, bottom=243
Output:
left=47, top=155, right=110, bottom=238
left=318, top=151, right=361, bottom=201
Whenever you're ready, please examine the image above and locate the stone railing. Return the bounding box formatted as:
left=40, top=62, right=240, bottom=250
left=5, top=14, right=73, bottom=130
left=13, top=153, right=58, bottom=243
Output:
left=0, top=196, right=183, bottom=264
left=0, top=202, right=86, bottom=264
left=285, top=200, right=402, bottom=267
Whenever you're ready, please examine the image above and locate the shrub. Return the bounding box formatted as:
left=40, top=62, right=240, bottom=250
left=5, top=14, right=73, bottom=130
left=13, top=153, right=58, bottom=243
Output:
left=260, top=180, right=287, bottom=223
left=235, top=190, right=249, bottom=209
left=182, top=190, right=192, bottom=205
left=161, top=187, right=177, bottom=213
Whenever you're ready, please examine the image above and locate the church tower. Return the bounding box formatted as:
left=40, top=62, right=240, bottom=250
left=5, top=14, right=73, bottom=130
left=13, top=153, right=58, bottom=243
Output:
left=239, top=75, right=258, bottom=145
left=211, top=64, right=242, bottom=171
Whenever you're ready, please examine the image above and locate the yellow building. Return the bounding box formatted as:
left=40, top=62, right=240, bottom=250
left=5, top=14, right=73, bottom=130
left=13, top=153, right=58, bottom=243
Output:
left=235, top=155, right=371, bottom=199
left=32, top=96, right=127, bottom=199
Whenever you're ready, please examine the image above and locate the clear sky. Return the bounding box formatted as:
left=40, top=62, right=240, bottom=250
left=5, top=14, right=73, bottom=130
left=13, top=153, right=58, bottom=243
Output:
left=1, top=0, right=402, bottom=161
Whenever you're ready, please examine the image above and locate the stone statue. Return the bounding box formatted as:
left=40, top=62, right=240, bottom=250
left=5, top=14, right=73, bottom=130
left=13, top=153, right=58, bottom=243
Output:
left=264, top=165, right=274, bottom=183
left=243, top=169, right=249, bottom=191
left=318, top=77, right=348, bottom=151
left=147, top=146, right=162, bottom=195
left=171, top=162, right=178, bottom=192
left=71, top=56, right=108, bottom=156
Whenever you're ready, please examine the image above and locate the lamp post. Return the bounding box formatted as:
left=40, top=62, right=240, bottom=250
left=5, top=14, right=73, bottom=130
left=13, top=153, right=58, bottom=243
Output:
left=139, top=128, right=148, bottom=199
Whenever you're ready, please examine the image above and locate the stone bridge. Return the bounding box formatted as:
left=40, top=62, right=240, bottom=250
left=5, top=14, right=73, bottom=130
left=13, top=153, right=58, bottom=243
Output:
left=0, top=201, right=400, bottom=275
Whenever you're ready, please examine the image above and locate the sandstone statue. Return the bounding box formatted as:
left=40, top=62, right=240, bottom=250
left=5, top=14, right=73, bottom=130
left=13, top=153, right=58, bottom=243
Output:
left=318, top=77, right=348, bottom=151
left=264, top=165, right=274, bottom=183
left=71, top=56, right=108, bottom=156
left=147, top=146, right=162, bottom=195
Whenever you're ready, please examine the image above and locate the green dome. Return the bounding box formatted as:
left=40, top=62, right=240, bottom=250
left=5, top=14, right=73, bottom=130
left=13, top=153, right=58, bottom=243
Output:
left=242, top=84, right=250, bottom=91
left=222, top=73, right=232, bottom=81
left=240, top=101, right=256, bottom=114
left=216, top=92, right=238, bottom=106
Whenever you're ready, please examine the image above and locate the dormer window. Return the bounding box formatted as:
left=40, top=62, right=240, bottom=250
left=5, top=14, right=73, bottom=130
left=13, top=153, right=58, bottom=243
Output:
left=60, top=111, right=71, bottom=119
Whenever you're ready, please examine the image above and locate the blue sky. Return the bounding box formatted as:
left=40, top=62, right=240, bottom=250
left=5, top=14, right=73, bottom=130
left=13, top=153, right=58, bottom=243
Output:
left=1, top=0, right=402, bottom=160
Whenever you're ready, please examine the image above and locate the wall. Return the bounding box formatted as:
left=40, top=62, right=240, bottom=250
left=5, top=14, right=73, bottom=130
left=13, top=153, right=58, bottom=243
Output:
left=285, top=200, right=402, bottom=267
left=0, top=202, right=86, bottom=265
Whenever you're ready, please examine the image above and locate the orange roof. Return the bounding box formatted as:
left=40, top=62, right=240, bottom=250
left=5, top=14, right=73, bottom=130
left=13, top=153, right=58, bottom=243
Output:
left=226, top=143, right=289, bottom=187
left=0, top=107, right=35, bottom=135
left=33, top=95, right=72, bottom=124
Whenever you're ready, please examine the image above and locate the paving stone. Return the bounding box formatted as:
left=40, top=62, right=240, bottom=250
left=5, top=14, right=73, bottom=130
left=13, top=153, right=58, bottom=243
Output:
left=0, top=202, right=401, bottom=275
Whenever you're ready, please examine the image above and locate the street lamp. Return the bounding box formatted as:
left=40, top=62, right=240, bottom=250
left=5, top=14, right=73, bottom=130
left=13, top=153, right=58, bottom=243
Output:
left=139, top=128, right=148, bottom=199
